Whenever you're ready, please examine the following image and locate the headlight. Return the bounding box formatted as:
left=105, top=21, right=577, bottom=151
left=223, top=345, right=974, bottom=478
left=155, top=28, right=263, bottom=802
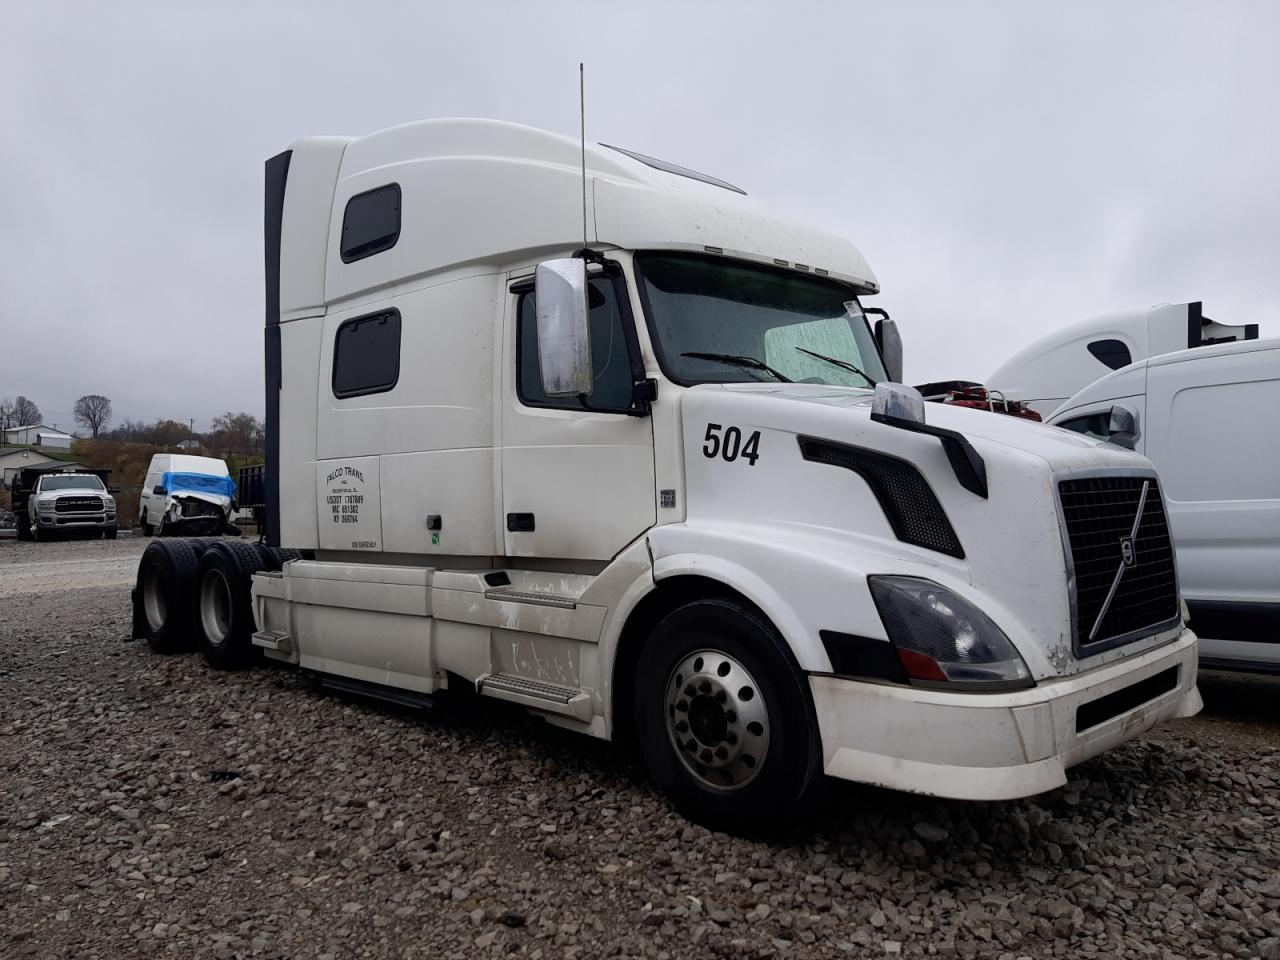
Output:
left=868, top=576, right=1032, bottom=689
left=37, top=499, right=55, bottom=513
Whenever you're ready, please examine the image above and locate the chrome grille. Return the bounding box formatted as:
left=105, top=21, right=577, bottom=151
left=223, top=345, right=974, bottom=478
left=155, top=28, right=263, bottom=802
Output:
left=1059, top=475, right=1179, bottom=655
left=54, top=497, right=103, bottom=513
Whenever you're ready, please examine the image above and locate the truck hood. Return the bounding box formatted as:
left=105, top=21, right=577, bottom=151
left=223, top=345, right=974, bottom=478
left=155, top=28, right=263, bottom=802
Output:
left=680, top=383, right=1176, bottom=680
left=714, top=382, right=1143, bottom=472
left=38, top=486, right=109, bottom=497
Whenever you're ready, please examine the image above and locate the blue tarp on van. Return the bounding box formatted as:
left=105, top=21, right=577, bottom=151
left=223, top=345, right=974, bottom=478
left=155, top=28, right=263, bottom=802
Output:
left=161, top=471, right=236, bottom=500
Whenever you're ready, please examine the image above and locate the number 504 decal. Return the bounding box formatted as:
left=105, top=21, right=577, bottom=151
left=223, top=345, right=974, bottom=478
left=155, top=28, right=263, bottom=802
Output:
left=702, top=423, right=761, bottom=466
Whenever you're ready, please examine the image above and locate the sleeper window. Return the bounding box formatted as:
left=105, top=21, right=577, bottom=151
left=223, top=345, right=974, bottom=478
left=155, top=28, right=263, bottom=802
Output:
left=517, top=275, right=635, bottom=411
left=332, top=310, right=401, bottom=398
left=341, top=184, right=401, bottom=262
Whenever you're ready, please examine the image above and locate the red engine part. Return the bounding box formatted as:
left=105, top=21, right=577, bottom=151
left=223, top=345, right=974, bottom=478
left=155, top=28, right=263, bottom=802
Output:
left=944, top=386, right=1042, bottom=421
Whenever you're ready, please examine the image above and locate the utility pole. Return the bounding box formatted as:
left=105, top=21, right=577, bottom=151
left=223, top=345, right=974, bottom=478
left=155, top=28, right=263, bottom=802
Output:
left=189, top=418, right=195, bottom=447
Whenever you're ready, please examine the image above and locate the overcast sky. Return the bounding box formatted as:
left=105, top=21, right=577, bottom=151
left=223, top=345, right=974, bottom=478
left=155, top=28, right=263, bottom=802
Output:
left=3, top=1, right=1277, bottom=431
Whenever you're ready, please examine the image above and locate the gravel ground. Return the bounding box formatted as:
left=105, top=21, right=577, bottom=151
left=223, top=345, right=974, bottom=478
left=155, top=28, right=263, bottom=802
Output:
left=2, top=538, right=1279, bottom=959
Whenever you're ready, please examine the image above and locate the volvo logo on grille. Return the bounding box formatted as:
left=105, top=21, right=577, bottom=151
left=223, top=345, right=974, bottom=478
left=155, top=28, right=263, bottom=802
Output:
left=1088, top=480, right=1151, bottom=642
left=1119, top=536, right=1137, bottom=567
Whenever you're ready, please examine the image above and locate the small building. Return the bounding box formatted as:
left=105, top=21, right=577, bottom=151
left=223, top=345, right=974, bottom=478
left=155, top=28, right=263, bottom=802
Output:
left=0, top=448, right=86, bottom=488
left=2, top=424, right=75, bottom=449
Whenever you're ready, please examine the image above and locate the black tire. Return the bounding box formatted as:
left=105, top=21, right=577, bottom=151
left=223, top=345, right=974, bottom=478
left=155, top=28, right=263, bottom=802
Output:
left=194, top=540, right=265, bottom=670
left=135, top=540, right=200, bottom=654
left=140, top=511, right=154, bottom=537
left=16, top=514, right=31, bottom=541
left=633, top=598, right=823, bottom=832
left=253, top=544, right=301, bottom=572
left=105, top=527, right=118, bottom=540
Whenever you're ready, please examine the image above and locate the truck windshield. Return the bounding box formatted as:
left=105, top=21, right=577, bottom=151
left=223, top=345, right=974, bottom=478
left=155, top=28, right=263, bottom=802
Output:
left=635, top=252, right=888, bottom=388
left=39, top=475, right=104, bottom=491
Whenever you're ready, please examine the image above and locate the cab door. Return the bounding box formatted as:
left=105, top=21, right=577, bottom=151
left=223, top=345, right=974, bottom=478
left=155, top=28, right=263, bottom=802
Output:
left=500, top=267, right=656, bottom=560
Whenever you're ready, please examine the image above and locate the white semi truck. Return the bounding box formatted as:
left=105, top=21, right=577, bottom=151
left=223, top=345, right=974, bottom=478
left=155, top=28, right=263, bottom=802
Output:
left=133, top=119, right=1201, bottom=828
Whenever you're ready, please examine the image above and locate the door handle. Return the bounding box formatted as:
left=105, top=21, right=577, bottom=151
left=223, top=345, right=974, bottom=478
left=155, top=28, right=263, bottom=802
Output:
left=506, top=513, right=535, bottom=532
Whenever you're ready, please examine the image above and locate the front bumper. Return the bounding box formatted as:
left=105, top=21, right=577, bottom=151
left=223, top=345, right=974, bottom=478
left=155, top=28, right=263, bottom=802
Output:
left=811, top=626, right=1201, bottom=801
left=39, top=513, right=116, bottom=529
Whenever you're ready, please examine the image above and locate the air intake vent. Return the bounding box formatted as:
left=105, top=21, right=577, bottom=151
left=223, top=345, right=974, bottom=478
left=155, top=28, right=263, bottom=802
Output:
left=798, top=436, right=964, bottom=558
left=1059, top=475, right=1179, bottom=655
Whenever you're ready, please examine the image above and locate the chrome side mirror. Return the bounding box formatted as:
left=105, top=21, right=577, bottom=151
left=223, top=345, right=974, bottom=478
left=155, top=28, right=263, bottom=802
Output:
left=1108, top=405, right=1140, bottom=450
left=534, top=259, right=593, bottom=397
left=875, top=317, right=903, bottom=384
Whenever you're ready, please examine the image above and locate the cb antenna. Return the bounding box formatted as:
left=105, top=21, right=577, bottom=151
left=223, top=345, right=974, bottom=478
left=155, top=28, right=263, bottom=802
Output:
left=580, top=62, right=588, bottom=251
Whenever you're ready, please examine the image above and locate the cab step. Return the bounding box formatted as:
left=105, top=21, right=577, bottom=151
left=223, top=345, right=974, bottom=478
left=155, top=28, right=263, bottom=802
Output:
left=477, top=672, right=592, bottom=721
left=251, top=629, right=292, bottom=652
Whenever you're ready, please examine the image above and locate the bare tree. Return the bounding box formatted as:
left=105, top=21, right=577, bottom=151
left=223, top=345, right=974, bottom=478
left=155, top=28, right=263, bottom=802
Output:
left=13, top=396, right=41, bottom=426
left=211, top=412, right=264, bottom=453
left=0, top=396, right=15, bottom=432
left=74, top=394, right=113, bottom=438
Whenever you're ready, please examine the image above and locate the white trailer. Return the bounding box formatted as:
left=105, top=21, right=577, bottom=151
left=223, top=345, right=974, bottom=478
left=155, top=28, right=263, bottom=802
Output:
left=134, top=119, right=1200, bottom=829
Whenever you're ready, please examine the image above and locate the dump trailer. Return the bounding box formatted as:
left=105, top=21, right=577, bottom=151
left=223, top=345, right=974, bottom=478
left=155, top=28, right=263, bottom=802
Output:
left=13, top=467, right=117, bottom=541
left=132, top=118, right=1201, bottom=829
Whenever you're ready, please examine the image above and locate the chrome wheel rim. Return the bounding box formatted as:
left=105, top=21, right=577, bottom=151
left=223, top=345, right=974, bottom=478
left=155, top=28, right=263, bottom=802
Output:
left=143, top=565, right=167, bottom=631
left=199, top=568, right=232, bottom=647
left=664, top=649, right=770, bottom=789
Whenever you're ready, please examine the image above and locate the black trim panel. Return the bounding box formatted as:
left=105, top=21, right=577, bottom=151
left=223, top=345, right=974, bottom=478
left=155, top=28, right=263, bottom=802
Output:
left=263, top=149, right=291, bottom=547
left=1186, top=300, right=1203, bottom=349
left=1076, top=666, right=1179, bottom=732
left=798, top=435, right=965, bottom=558
left=818, top=630, right=907, bottom=683
left=869, top=412, right=988, bottom=499
left=1187, top=600, right=1280, bottom=644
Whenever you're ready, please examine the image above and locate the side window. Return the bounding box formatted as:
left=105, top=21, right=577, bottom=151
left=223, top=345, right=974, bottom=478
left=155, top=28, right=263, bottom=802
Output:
left=1056, top=412, right=1113, bottom=441
left=333, top=310, right=401, bottom=398
left=1087, top=339, right=1132, bottom=371
left=341, top=184, right=401, bottom=263
left=517, top=275, right=635, bottom=411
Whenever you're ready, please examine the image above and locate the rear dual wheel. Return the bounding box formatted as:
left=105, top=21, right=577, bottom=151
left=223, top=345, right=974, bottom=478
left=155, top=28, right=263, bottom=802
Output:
left=634, top=598, right=823, bottom=832
left=136, top=540, right=201, bottom=653
left=195, top=540, right=265, bottom=669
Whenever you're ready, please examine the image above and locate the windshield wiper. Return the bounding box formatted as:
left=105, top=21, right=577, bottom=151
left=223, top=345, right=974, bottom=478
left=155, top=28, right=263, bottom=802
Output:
left=794, top=347, right=876, bottom=387
left=681, top=352, right=793, bottom=383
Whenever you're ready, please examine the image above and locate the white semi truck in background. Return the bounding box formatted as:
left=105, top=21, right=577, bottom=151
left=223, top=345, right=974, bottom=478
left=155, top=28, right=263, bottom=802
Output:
left=988, top=301, right=1259, bottom=418
left=133, top=119, right=1201, bottom=828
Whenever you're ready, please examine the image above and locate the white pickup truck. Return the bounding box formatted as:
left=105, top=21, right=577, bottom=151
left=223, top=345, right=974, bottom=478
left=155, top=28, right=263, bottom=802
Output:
left=14, top=468, right=118, bottom=541
left=132, top=119, right=1201, bottom=829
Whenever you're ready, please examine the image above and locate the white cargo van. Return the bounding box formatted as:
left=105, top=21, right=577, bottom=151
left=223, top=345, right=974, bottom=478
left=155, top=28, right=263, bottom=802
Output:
left=139, top=453, right=236, bottom=536
left=132, top=119, right=1201, bottom=828
left=1049, top=338, right=1280, bottom=672
left=988, top=302, right=1258, bottom=418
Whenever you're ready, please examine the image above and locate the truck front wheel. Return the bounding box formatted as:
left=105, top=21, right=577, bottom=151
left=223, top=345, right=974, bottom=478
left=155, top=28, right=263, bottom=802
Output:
left=633, top=598, right=823, bottom=832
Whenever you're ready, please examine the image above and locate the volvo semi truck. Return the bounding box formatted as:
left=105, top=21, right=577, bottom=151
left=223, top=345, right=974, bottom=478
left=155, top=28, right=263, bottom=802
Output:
left=133, top=119, right=1201, bottom=828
